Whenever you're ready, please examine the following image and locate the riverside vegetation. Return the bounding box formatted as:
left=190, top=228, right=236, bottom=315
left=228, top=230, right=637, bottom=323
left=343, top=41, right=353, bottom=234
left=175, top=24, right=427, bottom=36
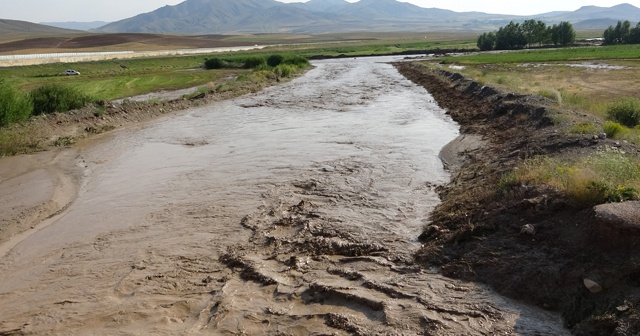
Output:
left=402, top=42, right=640, bottom=335
left=0, top=52, right=310, bottom=156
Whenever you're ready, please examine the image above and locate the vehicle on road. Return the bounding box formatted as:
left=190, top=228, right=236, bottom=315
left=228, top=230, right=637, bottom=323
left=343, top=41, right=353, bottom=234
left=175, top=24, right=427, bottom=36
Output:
left=64, top=69, right=80, bottom=76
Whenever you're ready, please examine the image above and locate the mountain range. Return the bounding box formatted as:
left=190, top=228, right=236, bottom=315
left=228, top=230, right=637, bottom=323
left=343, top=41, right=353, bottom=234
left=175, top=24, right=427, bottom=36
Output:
left=93, top=0, right=640, bottom=35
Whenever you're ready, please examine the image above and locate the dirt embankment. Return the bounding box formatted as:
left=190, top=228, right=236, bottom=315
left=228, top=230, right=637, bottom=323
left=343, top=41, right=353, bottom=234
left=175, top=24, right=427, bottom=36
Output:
left=395, top=62, right=640, bottom=335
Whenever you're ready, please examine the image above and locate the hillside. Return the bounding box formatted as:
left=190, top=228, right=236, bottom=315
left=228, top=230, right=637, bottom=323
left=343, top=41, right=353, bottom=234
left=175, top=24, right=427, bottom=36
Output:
left=96, top=0, right=516, bottom=34
left=7, top=1, right=640, bottom=36
left=0, top=19, right=80, bottom=36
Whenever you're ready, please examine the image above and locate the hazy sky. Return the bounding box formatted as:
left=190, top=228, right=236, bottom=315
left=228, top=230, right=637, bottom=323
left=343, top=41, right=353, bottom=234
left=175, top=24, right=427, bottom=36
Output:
left=2, top=0, right=638, bottom=23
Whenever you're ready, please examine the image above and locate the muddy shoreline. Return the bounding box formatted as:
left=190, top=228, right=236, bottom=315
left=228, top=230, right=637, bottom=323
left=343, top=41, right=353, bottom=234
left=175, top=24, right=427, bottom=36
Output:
left=0, top=73, right=296, bottom=250
left=395, top=62, right=640, bottom=334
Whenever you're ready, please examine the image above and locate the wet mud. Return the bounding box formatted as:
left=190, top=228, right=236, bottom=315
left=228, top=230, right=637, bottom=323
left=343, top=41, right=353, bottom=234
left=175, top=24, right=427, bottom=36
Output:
left=0, top=57, right=567, bottom=335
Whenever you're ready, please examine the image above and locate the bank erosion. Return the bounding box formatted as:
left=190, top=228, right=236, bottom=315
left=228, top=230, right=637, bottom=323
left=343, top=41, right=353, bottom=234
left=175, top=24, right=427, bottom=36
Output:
left=396, top=61, right=640, bottom=335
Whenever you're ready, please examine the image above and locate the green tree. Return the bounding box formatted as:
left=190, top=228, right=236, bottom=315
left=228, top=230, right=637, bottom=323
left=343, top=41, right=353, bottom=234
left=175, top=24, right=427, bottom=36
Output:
left=522, top=19, right=548, bottom=47
left=604, top=21, right=640, bottom=45
left=615, top=20, right=632, bottom=43
left=477, top=32, right=496, bottom=51
left=495, top=21, right=527, bottom=50
left=604, top=25, right=617, bottom=44
left=630, top=22, right=640, bottom=44
left=550, top=21, right=576, bottom=46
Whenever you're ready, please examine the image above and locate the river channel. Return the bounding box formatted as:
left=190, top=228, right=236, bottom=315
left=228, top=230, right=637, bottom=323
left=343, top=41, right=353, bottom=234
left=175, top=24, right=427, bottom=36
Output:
left=0, top=57, right=568, bottom=335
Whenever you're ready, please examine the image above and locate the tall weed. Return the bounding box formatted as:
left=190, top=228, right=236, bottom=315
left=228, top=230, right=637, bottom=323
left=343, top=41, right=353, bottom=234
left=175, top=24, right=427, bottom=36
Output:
left=30, top=83, right=93, bottom=115
left=607, top=97, right=640, bottom=127
left=0, top=79, right=33, bottom=127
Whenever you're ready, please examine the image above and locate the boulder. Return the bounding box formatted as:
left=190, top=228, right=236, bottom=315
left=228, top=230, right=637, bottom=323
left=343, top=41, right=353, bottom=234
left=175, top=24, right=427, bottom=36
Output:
left=594, top=201, right=640, bottom=234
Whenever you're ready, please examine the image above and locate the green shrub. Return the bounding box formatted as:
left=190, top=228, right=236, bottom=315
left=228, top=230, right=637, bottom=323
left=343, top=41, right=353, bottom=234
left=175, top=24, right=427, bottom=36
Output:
left=243, top=56, right=266, bottom=69
left=0, top=79, right=33, bottom=127
left=571, top=122, right=600, bottom=135
left=602, top=121, right=627, bottom=138
left=204, top=57, right=225, bottom=69
left=267, top=54, right=284, bottom=67
left=273, top=64, right=296, bottom=78
left=607, top=98, right=640, bottom=127
left=30, top=83, right=93, bottom=115
left=283, top=55, right=310, bottom=68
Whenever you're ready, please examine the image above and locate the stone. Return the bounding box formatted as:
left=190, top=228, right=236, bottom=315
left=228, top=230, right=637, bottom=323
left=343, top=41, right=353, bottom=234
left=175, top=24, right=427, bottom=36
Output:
left=520, top=224, right=536, bottom=235
left=594, top=201, right=640, bottom=234
left=583, top=278, right=603, bottom=293
left=598, top=133, right=607, bottom=140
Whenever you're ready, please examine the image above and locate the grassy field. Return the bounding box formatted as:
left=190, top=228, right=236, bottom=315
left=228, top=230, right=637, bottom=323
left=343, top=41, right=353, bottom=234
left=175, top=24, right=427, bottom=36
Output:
left=427, top=43, right=640, bottom=205
left=433, top=44, right=640, bottom=142
left=441, top=44, right=640, bottom=64
left=0, top=36, right=475, bottom=101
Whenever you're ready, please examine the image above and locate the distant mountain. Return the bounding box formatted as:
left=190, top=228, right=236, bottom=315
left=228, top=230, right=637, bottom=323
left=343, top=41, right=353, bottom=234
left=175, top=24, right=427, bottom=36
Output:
left=291, top=0, right=349, bottom=12
left=0, top=19, right=80, bottom=35
left=41, top=21, right=109, bottom=31
left=96, top=0, right=514, bottom=34
left=83, top=1, right=640, bottom=35
left=553, top=3, right=640, bottom=21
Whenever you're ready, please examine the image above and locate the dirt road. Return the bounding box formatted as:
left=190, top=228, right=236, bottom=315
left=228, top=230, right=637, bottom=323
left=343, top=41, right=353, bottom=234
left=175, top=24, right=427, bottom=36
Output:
left=0, top=57, right=568, bottom=335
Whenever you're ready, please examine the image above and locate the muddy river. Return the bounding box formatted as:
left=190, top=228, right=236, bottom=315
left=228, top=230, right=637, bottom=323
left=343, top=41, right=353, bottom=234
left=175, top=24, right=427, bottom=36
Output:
left=0, top=57, right=568, bottom=335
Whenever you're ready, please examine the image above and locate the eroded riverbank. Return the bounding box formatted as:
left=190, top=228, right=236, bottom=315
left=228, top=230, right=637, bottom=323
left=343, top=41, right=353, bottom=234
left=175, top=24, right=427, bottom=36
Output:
left=0, top=57, right=568, bottom=335
left=396, top=61, right=640, bottom=335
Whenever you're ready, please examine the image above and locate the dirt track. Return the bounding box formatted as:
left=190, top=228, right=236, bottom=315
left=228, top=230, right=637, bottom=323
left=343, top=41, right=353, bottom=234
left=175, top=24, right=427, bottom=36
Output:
left=0, top=57, right=568, bottom=335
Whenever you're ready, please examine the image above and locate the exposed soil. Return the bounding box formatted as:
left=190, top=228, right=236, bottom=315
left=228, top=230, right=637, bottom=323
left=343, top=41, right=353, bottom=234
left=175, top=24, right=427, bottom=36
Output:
left=0, top=33, right=258, bottom=53
left=395, top=62, right=640, bottom=335
left=0, top=57, right=569, bottom=335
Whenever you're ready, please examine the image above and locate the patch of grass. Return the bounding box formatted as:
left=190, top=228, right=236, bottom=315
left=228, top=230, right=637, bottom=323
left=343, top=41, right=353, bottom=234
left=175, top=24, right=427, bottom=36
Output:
left=607, top=97, right=640, bottom=128
left=560, top=90, right=588, bottom=107
left=538, top=88, right=562, bottom=103
left=0, top=125, right=42, bottom=156
left=602, top=121, right=628, bottom=138
left=516, top=151, right=640, bottom=207
left=571, top=122, right=601, bottom=135
left=0, top=78, right=33, bottom=127
left=440, top=44, right=640, bottom=65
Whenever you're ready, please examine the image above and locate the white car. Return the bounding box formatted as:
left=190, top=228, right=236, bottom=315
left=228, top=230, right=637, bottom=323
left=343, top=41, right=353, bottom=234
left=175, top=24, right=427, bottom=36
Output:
left=64, top=69, right=80, bottom=76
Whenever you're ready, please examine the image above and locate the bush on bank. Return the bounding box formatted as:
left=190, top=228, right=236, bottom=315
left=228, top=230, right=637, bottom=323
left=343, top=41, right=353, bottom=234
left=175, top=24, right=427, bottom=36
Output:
left=607, top=97, right=640, bottom=128
left=30, top=83, right=94, bottom=115
left=0, top=79, right=33, bottom=127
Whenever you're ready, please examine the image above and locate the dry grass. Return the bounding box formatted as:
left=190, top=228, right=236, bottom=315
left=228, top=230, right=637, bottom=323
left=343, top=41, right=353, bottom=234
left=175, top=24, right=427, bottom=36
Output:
left=516, top=150, right=640, bottom=206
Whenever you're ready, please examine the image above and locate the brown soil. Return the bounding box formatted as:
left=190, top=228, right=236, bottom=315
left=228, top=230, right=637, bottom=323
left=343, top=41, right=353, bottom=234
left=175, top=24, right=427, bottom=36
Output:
left=395, top=62, right=640, bottom=335
left=0, top=33, right=257, bottom=54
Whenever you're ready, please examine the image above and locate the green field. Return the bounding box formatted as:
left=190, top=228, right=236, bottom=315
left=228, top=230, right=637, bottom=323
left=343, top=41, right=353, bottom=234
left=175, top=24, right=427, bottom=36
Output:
left=440, top=44, right=640, bottom=64
left=0, top=38, right=475, bottom=101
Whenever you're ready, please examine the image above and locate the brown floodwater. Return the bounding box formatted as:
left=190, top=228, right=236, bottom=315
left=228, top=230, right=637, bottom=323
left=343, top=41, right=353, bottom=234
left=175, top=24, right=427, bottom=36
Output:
left=0, top=57, right=568, bottom=335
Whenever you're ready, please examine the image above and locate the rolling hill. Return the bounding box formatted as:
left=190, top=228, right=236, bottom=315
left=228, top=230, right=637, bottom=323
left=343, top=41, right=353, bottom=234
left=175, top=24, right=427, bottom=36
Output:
left=7, top=1, right=640, bottom=36
left=0, top=19, right=81, bottom=36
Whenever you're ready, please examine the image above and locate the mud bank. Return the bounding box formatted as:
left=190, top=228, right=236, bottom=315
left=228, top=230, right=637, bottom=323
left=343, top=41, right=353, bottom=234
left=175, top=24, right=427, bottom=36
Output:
left=395, top=62, right=640, bottom=334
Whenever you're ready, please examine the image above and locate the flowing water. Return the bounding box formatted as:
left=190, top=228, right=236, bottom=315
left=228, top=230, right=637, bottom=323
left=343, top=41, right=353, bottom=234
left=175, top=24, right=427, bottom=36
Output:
left=0, top=57, right=568, bottom=335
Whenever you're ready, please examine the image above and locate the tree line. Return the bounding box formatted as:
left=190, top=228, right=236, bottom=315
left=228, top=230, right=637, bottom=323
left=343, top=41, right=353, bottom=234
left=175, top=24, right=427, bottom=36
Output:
left=603, top=21, right=640, bottom=45
left=477, top=20, right=576, bottom=51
